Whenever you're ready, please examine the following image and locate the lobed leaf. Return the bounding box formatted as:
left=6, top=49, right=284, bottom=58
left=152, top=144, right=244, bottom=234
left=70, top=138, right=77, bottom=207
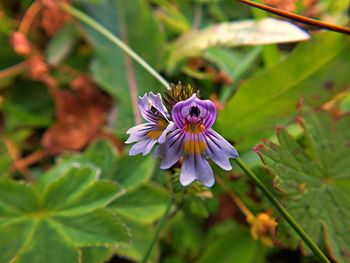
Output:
left=257, top=111, right=350, bottom=262
left=0, top=164, right=129, bottom=263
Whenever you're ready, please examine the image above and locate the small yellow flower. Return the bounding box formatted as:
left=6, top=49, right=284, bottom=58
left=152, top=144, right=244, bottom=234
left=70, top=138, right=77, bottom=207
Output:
left=248, top=212, right=277, bottom=247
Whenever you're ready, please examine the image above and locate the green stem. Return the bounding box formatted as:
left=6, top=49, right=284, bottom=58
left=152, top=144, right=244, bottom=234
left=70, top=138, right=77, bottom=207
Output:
left=142, top=199, right=173, bottom=263
left=234, top=158, right=330, bottom=263
left=60, top=3, right=170, bottom=90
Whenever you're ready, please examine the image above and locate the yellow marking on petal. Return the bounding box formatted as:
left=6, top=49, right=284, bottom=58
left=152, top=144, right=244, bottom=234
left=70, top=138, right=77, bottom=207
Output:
left=185, top=123, right=206, bottom=134
left=147, top=119, right=168, bottom=139
left=184, top=140, right=207, bottom=154
left=147, top=130, right=163, bottom=139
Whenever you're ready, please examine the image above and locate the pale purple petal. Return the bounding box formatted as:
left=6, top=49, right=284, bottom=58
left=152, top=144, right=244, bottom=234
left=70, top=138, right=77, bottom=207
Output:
left=204, top=129, right=238, bottom=170
left=125, top=123, right=155, bottom=144
left=180, top=154, right=214, bottom=187
left=129, top=138, right=157, bottom=156
left=158, top=122, right=176, bottom=144
left=159, top=129, right=185, bottom=169
left=138, top=92, right=169, bottom=123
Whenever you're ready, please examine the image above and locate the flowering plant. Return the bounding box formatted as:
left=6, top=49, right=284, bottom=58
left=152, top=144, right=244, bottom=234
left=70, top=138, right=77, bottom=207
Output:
left=126, top=84, right=238, bottom=187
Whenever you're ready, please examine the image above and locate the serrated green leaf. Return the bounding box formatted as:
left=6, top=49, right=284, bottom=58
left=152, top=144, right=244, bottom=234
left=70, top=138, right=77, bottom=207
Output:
left=109, top=183, right=170, bottom=224
left=0, top=178, right=38, bottom=214
left=83, top=139, right=119, bottom=179
left=50, top=209, right=129, bottom=246
left=258, top=111, right=350, bottom=263
left=216, top=32, right=350, bottom=150
left=42, top=166, right=98, bottom=211
left=81, top=247, right=114, bottom=263
left=116, top=216, right=159, bottom=263
left=16, top=221, right=79, bottom=263
left=0, top=164, right=129, bottom=263
left=113, top=154, right=156, bottom=190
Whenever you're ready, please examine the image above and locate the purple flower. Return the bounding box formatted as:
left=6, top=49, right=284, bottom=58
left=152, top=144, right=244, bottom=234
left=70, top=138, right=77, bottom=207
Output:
left=158, top=94, right=238, bottom=187
left=125, top=92, right=175, bottom=156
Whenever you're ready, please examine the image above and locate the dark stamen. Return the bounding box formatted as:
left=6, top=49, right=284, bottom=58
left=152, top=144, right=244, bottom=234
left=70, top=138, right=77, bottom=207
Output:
left=190, top=106, right=200, bottom=117
left=150, top=106, right=158, bottom=114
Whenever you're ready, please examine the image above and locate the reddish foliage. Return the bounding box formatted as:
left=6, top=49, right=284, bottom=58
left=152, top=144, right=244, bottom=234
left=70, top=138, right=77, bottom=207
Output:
left=42, top=76, right=112, bottom=155
left=10, top=31, right=32, bottom=56
left=41, top=0, right=71, bottom=36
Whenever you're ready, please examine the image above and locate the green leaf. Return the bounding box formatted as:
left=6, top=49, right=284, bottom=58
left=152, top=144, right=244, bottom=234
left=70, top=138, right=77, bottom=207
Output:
left=217, top=32, right=350, bottom=150
left=50, top=209, right=129, bottom=246
left=113, top=154, right=156, bottom=190
left=257, top=111, right=350, bottom=263
left=0, top=219, right=34, bottom=263
left=197, top=220, right=266, bottom=263
left=0, top=141, right=12, bottom=177
left=3, top=81, right=54, bottom=130
left=167, top=18, right=309, bottom=72
left=82, top=0, right=165, bottom=136
left=16, top=221, right=79, bottom=263
left=0, top=164, right=129, bottom=263
left=109, top=183, right=170, bottom=224
left=45, top=24, right=77, bottom=66
left=83, top=139, right=119, bottom=179
left=116, top=216, right=159, bottom=263
left=81, top=247, right=114, bottom=263
left=44, top=140, right=155, bottom=190
left=0, top=177, right=38, bottom=214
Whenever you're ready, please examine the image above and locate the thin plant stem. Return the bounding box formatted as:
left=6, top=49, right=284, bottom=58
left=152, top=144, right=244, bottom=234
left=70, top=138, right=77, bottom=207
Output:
left=234, top=158, right=330, bottom=263
left=238, top=0, right=350, bottom=35
left=61, top=4, right=330, bottom=262
left=60, top=3, right=170, bottom=90
left=141, top=199, right=173, bottom=263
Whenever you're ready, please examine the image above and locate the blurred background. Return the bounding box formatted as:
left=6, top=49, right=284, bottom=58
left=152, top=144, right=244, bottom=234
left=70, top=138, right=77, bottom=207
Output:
left=0, top=0, right=350, bottom=262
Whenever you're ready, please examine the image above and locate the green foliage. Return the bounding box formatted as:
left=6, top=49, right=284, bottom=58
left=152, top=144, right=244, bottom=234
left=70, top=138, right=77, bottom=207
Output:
left=44, top=140, right=169, bottom=262
left=0, top=165, right=129, bottom=263
left=82, top=0, right=165, bottom=136
left=257, top=111, right=350, bottom=263
left=216, top=33, right=350, bottom=150
left=167, top=18, right=309, bottom=72
left=45, top=24, right=78, bottom=66
left=3, top=81, right=54, bottom=130
left=197, top=221, right=267, bottom=263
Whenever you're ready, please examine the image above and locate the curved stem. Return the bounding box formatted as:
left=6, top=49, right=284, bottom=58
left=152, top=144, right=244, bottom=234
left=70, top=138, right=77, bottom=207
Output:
left=60, top=3, right=170, bottom=90
left=234, top=158, right=330, bottom=263
left=142, top=199, right=173, bottom=263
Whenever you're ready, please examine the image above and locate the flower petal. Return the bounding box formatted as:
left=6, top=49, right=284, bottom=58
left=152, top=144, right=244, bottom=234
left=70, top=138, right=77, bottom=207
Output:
left=172, top=94, right=216, bottom=129
left=138, top=92, right=169, bottom=123
left=204, top=129, right=238, bottom=170
left=125, top=123, right=155, bottom=144
left=180, top=153, right=215, bottom=187
left=129, top=138, right=157, bottom=156
left=159, top=129, right=185, bottom=169
left=158, top=122, right=176, bottom=144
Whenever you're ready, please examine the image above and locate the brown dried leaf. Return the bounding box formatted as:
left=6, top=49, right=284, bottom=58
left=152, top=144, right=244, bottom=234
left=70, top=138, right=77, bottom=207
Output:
left=41, top=0, right=71, bottom=36
left=42, top=76, right=112, bottom=155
